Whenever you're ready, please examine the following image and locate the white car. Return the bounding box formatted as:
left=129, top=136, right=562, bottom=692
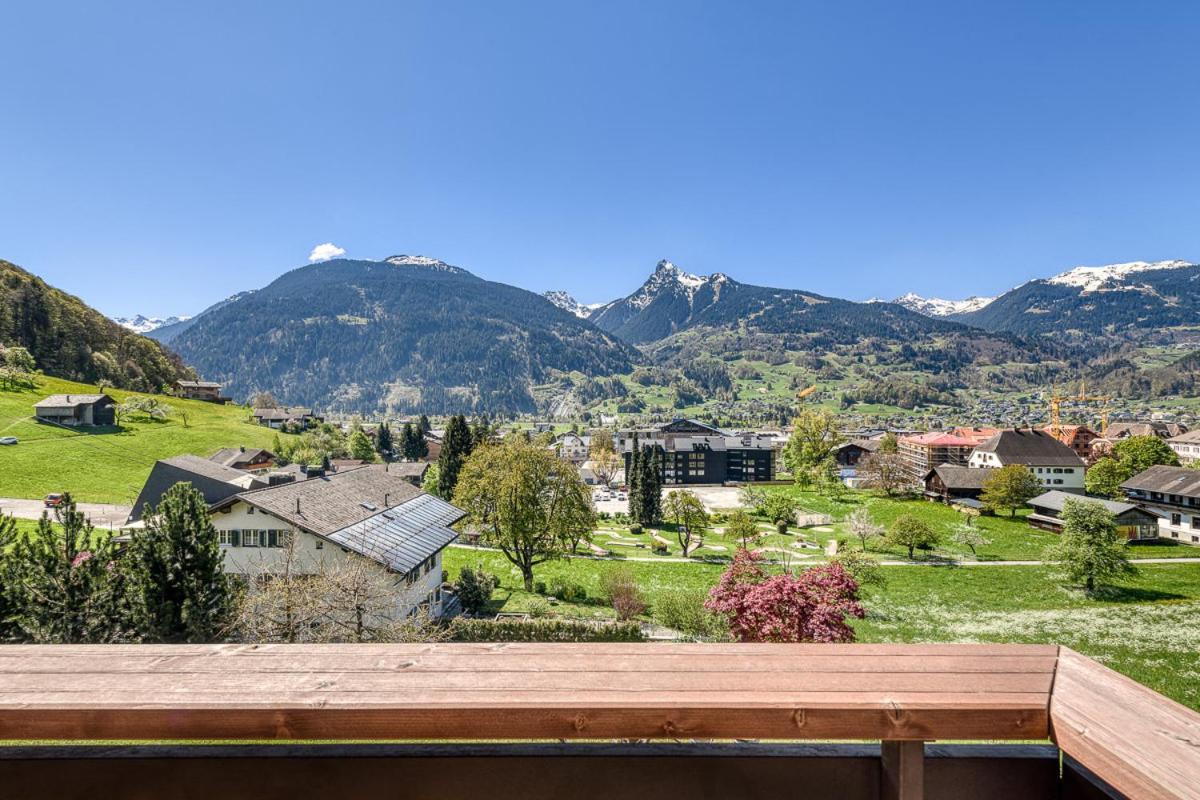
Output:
left=0, top=437, right=17, bottom=446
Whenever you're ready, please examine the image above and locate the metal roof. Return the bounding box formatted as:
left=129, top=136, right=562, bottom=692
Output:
left=326, top=493, right=463, bottom=573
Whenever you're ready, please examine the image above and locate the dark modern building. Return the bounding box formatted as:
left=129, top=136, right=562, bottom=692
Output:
left=618, top=419, right=777, bottom=485
left=33, top=393, right=116, bottom=427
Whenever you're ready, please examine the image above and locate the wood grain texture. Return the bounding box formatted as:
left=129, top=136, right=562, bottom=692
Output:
left=0, top=643, right=1055, bottom=742
left=1050, top=647, right=1200, bottom=800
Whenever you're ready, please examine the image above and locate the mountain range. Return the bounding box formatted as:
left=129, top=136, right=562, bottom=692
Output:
left=113, top=314, right=191, bottom=334
left=165, top=256, right=636, bottom=415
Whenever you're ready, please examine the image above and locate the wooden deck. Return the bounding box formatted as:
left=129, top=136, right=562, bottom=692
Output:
left=0, top=642, right=1196, bottom=799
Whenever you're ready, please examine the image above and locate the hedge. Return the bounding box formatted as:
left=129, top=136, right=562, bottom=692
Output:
left=448, top=618, right=644, bottom=642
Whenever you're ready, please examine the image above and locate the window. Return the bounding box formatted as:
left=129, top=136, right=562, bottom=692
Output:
left=315, top=540, right=323, bottom=550
left=247, top=507, right=255, bottom=515
left=218, top=530, right=238, bottom=547
left=1193, top=517, right=1200, bottom=530
left=1172, top=513, right=1182, bottom=526
left=242, top=530, right=261, bottom=547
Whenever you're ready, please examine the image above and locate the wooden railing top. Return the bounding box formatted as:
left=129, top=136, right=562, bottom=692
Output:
left=0, top=642, right=1196, bottom=798
left=0, top=642, right=1054, bottom=742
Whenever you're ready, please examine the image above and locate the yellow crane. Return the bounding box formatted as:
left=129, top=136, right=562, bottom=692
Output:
left=796, top=385, right=817, bottom=403
left=1048, top=382, right=1111, bottom=436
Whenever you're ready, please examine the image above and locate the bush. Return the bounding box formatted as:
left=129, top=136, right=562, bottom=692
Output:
left=453, top=567, right=497, bottom=614
left=599, top=567, right=647, bottom=621
left=448, top=618, right=644, bottom=642
left=550, top=579, right=588, bottom=603
left=653, top=589, right=727, bottom=639
left=629, top=523, right=643, bottom=535
left=534, top=580, right=547, bottom=595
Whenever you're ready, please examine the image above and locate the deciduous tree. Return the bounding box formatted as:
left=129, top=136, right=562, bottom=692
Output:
left=857, top=453, right=907, bottom=496
left=664, top=489, right=709, bottom=556
left=1043, top=499, right=1135, bottom=593
left=453, top=438, right=594, bottom=591
left=846, top=507, right=883, bottom=551
left=888, top=514, right=939, bottom=559
left=784, top=409, right=844, bottom=486
left=705, top=549, right=865, bottom=643
left=980, top=464, right=1042, bottom=516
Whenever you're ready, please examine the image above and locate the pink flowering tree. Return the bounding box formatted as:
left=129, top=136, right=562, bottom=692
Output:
left=705, top=548, right=865, bottom=643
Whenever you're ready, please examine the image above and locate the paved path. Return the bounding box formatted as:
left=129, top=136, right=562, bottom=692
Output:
left=448, top=543, right=1200, bottom=567
left=0, top=497, right=131, bottom=529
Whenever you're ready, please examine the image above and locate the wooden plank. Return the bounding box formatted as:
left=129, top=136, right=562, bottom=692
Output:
left=1049, top=647, right=1200, bottom=800
left=0, top=643, right=1055, bottom=742
left=882, top=740, right=925, bottom=800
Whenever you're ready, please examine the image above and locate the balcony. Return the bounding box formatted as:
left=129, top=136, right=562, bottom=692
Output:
left=0, top=643, right=1197, bottom=799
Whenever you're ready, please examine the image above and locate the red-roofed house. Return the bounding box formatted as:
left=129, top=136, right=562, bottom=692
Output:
left=897, top=431, right=979, bottom=483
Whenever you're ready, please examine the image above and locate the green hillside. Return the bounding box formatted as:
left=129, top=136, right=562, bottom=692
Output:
left=0, top=376, right=294, bottom=504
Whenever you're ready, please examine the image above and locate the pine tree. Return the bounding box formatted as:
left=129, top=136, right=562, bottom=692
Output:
left=627, top=433, right=642, bottom=524
left=8, top=496, right=125, bottom=643
left=399, top=422, right=418, bottom=460
left=438, top=414, right=474, bottom=498
left=375, top=422, right=393, bottom=461
left=418, top=414, right=432, bottom=435
left=645, top=446, right=664, bottom=525
left=124, top=483, right=232, bottom=643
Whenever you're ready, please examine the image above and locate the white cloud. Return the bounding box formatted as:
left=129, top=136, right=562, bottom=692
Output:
left=308, top=242, right=346, bottom=262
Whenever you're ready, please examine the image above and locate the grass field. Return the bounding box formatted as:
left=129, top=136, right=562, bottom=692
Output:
left=0, top=376, right=294, bottom=504
left=443, top=545, right=1200, bottom=710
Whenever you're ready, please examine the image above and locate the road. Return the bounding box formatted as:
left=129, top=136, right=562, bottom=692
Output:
left=0, top=497, right=132, bottom=529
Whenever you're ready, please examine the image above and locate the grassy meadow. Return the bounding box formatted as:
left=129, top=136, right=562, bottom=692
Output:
left=0, top=376, right=292, bottom=504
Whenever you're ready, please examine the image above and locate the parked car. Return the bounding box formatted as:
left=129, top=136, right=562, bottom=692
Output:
left=616, top=492, right=627, bottom=501
left=0, top=437, right=17, bottom=445
left=44, top=493, right=64, bottom=508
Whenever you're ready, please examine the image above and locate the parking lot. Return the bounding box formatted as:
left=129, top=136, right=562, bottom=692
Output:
left=592, top=485, right=744, bottom=515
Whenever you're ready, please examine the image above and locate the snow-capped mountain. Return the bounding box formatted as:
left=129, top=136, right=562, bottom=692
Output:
left=588, top=260, right=736, bottom=342
left=955, top=259, right=1200, bottom=339
left=111, top=314, right=190, bottom=334
left=543, top=291, right=602, bottom=319
left=1045, top=260, right=1193, bottom=292
left=384, top=254, right=466, bottom=273
left=892, top=293, right=996, bottom=317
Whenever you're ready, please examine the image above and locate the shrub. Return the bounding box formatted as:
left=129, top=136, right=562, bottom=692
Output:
left=629, top=523, right=643, bottom=535
left=599, top=567, right=647, bottom=621
left=453, top=567, right=497, bottom=615
left=550, top=579, right=587, bottom=603
left=534, top=580, right=547, bottom=595
left=653, top=589, right=727, bottom=639
left=448, top=618, right=644, bottom=642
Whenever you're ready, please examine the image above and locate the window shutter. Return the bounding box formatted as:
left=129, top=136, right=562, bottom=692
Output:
left=230, top=529, right=240, bottom=546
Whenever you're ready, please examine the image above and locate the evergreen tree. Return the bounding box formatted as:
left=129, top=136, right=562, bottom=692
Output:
left=646, top=446, right=664, bottom=525
left=399, top=422, right=418, bottom=460
left=418, top=414, right=432, bottom=434
left=348, top=426, right=376, bottom=462
left=123, top=483, right=232, bottom=642
left=0, top=514, right=20, bottom=641
left=375, top=422, right=393, bottom=461
left=438, top=414, right=474, bottom=499
left=470, top=417, right=493, bottom=450
left=8, top=496, right=125, bottom=643
left=627, top=433, right=643, bottom=524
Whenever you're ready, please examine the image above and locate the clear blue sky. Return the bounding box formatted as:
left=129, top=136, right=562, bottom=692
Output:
left=3, top=1, right=1198, bottom=317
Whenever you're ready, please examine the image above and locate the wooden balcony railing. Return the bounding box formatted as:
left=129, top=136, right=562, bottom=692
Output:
left=0, top=643, right=1196, bottom=799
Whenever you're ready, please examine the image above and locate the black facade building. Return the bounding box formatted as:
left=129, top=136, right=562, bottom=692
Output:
left=618, top=419, right=777, bottom=485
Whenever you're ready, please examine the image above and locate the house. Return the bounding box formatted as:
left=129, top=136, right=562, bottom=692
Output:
left=618, top=419, right=777, bottom=485
left=1044, top=425, right=1100, bottom=462
left=384, top=461, right=429, bottom=487
left=174, top=380, right=229, bottom=403
left=897, top=432, right=979, bottom=483
left=209, top=446, right=276, bottom=472
left=1104, top=421, right=1188, bottom=441
left=923, top=464, right=996, bottom=507
left=1167, top=430, right=1200, bottom=465
left=423, top=430, right=443, bottom=461
left=251, top=407, right=322, bottom=430
left=1120, top=465, right=1200, bottom=546
left=1028, top=490, right=1159, bottom=541
left=555, top=432, right=590, bottom=463
left=128, top=455, right=266, bottom=522
left=207, top=465, right=464, bottom=616
left=968, top=429, right=1086, bottom=492
left=33, top=394, right=116, bottom=427
left=835, top=439, right=880, bottom=468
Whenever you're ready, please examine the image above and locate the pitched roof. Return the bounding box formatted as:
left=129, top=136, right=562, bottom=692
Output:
left=176, top=380, right=221, bottom=389
left=1121, top=465, right=1200, bottom=497
left=222, top=464, right=445, bottom=537
left=927, top=464, right=996, bottom=490
left=1168, top=430, right=1200, bottom=444
left=327, top=494, right=462, bottom=573
left=384, top=461, right=429, bottom=480
left=129, top=455, right=263, bottom=522
left=973, top=429, right=1085, bottom=467
left=252, top=406, right=315, bottom=420
left=1029, top=490, right=1141, bottom=517
left=839, top=438, right=882, bottom=453
left=900, top=431, right=979, bottom=447
left=209, top=447, right=274, bottom=467
left=34, top=394, right=111, bottom=408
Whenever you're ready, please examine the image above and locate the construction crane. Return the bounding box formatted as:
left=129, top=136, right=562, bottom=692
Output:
left=1048, top=382, right=1111, bottom=436
left=796, top=385, right=817, bottom=403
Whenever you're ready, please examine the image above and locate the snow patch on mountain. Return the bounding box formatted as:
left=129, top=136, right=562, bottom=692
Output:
left=543, top=291, right=602, bottom=318
left=112, top=314, right=191, bottom=334
left=1046, top=260, right=1194, bottom=292
left=384, top=254, right=465, bottom=273
left=627, top=259, right=715, bottom=310
left=892, top=293, right=995, bottom=317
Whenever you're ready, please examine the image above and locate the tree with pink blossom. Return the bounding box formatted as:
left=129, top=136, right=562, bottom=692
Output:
left=704, top=548, right=865, bottom=643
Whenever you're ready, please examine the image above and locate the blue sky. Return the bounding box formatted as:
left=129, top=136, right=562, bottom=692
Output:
left=2, top=1, right=1198, bottom=317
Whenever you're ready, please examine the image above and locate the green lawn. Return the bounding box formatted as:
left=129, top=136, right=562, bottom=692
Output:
left=444, top=545, right=1200, bottom=711
left=0, top=376, right=294, bottom=504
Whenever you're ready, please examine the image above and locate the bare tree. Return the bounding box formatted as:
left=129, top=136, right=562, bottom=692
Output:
left=846, top=507, right=884, bottom=551
left=858, top=453, right=908, bottom=496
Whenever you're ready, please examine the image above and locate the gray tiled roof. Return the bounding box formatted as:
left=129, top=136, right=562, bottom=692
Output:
left=209, top=447, right=274, bottom=467
left=129, top=455, right=263, bottom=522
left=929, top=464, right=995, bottom=490
left=1029, top=490, right=1139, bottom=516
left=1121, top=465, right=1200, bottom=498
left=228, top=465, right=435, bottom=536
left=34, top=394, right=110, bottom=408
